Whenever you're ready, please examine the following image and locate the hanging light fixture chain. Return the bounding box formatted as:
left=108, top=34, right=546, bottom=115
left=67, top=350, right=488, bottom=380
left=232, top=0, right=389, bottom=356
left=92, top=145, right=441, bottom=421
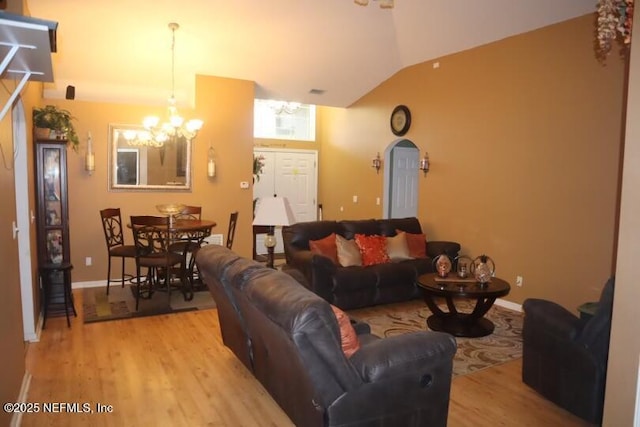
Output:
left=129, top=21, right=203, bottom=147
left=169, top=22, right=178, bottom=100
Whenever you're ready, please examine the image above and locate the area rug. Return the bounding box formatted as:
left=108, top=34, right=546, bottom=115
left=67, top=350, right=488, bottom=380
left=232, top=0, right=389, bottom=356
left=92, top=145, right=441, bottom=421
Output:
left=82, top=283, right=216, bottom=324
left=347, top=299, right=523, bottom=377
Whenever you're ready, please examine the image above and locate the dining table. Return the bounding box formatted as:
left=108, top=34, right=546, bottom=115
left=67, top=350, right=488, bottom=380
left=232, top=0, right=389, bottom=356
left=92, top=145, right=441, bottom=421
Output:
left=129, top=217, right=217, bottom=302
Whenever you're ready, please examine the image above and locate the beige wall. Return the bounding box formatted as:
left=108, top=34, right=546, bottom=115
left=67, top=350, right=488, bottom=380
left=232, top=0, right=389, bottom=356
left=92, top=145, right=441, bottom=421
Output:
left=0, top=90, right=24, bottom=427
left=604, top=7, right=640, bottom=426
left=318, top=14, right=625, bottom=312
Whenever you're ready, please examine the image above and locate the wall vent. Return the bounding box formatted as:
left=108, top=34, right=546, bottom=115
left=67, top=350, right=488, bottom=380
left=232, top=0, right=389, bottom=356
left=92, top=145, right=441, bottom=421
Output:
left=202, top=233, right=224, bottom=246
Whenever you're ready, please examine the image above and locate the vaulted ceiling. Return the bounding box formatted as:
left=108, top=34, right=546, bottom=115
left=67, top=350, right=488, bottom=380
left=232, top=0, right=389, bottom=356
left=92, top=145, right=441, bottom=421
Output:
left=26, top=0, right=595, bottom=108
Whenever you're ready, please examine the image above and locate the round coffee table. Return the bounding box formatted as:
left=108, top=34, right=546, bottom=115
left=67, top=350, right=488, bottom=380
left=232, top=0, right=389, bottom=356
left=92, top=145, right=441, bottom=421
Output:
left=416, top=273, right=511, bottom=337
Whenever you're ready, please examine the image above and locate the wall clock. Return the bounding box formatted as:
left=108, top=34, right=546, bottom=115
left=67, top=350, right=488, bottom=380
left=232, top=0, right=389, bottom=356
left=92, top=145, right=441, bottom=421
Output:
left=390, top=105, right=411, bottom=136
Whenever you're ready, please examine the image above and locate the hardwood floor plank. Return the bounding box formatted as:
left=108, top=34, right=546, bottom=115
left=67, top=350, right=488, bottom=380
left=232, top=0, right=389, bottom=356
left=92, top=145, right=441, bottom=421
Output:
left=449, top=359, right=596, bottom=427
left=23, top=291, right=595, bottom=426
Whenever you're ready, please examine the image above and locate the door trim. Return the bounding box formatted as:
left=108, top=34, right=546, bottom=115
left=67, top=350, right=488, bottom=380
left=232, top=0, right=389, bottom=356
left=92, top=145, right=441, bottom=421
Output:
left=14, top=99, right=38, bottom=342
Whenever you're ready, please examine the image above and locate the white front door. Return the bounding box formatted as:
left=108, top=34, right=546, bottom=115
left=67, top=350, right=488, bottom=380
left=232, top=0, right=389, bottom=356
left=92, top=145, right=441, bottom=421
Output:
left=254, top=148, right=318, bottom=253
left=385, top=144, right=419, bottom=219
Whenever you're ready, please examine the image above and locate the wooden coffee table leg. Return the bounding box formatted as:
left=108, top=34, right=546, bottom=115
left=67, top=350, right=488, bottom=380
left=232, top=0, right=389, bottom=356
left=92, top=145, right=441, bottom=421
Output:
left=422, top=294, right=446, bottom=317
left=424, top=295, right=498, bottom=338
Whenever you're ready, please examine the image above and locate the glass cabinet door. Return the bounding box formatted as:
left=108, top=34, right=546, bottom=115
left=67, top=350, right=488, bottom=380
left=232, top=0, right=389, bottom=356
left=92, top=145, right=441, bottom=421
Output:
left=35, top=141, right=70, bottom=266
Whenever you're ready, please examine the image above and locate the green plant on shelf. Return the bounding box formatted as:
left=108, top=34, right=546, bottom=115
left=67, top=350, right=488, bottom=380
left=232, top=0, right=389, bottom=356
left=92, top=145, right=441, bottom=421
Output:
left=33, top=105, right=80, bottom=152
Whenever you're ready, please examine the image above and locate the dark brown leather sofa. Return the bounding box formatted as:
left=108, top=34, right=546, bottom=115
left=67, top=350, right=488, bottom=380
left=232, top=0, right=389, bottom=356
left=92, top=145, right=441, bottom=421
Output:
left=282, top=217, right=461, bottom=310
left=196, top=245, right=457, bottom=427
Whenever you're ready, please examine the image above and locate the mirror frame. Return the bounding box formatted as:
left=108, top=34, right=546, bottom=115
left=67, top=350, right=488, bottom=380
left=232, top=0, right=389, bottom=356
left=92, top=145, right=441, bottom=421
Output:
left=108, top=124, right=192, bottom=192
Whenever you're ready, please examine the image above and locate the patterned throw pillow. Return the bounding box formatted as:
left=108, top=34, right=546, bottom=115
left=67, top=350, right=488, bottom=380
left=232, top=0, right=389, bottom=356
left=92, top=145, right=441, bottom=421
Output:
left=354, top=234, right=390, bottom=266
left=330, top=304, right=361, bottom=358
left=335, top=234, right=362, bottom=267
left=397, top=229, right=427, bottom=258
left=386, top=231, right=413, bottom=261
left=309, top=233, right=338, bottom=264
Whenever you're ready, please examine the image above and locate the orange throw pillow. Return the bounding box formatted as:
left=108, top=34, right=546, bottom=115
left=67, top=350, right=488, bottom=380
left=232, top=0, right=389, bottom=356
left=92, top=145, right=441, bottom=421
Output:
left=330, top=304, right=361, bottom=358
left=309, top=233, right=338, bottom=264
left=398, top=229, right=427, bottom=258
left=354, top=234, right=390, bottom=266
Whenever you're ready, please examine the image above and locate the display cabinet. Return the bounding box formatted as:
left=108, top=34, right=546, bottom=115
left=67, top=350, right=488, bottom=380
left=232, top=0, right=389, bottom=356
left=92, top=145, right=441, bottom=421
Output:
left=34, top=138, right=76, bottom=327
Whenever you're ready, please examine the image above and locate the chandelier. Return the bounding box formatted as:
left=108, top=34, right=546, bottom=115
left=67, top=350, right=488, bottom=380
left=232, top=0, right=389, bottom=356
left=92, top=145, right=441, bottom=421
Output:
left=127, top=22, right=203, bottom=148
left=267, top=100, right=301, bottom=115
left=354, top=0, right=394, bottom=9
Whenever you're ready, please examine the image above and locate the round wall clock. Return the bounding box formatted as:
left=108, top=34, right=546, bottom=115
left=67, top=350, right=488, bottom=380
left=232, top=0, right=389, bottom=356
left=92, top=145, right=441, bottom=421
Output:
left=390, top=105, right=411, bottom=136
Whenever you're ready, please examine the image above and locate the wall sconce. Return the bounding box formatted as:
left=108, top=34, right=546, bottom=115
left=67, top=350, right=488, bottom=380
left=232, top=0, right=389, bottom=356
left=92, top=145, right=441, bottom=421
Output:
left=207, top=145, right=216, bottom=178
left=419, top=152, right=430, bottom=176
left=85, top=131, right=95, bottom=175
left=372, top=152, right=382, bottom=174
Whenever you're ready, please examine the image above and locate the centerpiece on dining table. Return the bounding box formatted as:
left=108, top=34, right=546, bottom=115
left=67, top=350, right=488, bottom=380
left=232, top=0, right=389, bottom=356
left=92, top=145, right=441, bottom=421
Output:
left=156, top=203, right=186, bottom=226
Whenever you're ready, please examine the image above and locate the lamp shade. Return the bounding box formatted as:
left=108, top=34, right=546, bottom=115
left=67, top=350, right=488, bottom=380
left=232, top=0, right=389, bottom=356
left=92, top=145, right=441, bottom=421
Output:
left=253, top=197, right=295, bottom=227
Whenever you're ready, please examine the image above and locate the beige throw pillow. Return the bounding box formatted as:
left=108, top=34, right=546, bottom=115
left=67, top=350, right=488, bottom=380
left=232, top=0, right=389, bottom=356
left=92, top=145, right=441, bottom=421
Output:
left=386, top=232, right=413, bottom=261
left=335, top=234, right=362, bottom=267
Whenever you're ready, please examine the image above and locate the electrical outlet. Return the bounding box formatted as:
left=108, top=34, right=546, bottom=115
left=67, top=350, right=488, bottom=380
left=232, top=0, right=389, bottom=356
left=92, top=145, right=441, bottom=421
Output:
left=352, top=195, right=358, bottom=203
left=516, top=275, right=523, bottom=287
left=85, top=257, right=92, bottom=266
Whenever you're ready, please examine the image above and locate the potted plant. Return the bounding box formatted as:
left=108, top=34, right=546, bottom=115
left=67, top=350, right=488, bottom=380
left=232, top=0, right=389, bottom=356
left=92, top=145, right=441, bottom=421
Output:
left=33, top=105, right=80, bottom=151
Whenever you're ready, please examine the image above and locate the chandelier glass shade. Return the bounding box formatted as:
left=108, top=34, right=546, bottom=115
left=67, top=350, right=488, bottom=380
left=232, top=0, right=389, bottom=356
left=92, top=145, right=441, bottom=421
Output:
left=354, top=0, right=394, bottom=9
left=129, top=22, right=203, bottom=148
left=267, top=100, right=301, bottom=115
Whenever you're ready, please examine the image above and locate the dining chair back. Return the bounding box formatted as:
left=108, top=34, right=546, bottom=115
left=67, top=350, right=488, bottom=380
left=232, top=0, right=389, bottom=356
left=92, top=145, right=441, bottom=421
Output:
left=226, top=211, right=239, bottom=250
left=176, top=205, right=202, bottom=220
left=169, top=205, right=204, bottom=290
left=130, top=215, right=186, bottom=310
left=99, top=208, right=137, bottom=295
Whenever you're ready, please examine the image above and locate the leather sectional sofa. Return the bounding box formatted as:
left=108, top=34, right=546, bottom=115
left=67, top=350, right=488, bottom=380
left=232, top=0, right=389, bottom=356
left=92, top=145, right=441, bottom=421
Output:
left=196, top=244, right=457, bottom=427
left=282, top=217, right=461, bottom=310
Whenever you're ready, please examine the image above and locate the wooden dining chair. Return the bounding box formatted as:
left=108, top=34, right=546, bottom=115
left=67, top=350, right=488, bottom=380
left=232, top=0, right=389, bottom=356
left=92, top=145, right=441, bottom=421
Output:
left=130, top=215, right=187, bottom=310
left=176, top=205, right=202, bottom=220
left=170, top=205, right=204, bottom=290
left=227, top=211, right=239, bottom=250
left=100, top=208, right=137, bottom=295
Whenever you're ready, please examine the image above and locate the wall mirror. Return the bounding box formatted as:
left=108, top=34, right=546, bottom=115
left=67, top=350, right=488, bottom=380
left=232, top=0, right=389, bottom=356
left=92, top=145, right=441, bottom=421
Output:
left=109, top=124, right=192, bottom=191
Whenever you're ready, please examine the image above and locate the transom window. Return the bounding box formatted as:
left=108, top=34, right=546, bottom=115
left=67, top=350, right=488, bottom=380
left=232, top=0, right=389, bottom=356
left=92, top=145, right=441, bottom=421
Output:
left=254, top=99, right=316, bottom=141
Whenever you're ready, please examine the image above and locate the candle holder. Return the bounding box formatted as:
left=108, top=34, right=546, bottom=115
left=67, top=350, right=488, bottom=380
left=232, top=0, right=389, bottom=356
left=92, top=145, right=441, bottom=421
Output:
left=85, top=131, right=95, bottom=175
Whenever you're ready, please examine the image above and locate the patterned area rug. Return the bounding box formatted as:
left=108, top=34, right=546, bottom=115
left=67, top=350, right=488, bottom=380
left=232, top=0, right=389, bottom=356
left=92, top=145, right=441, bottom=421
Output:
left=348, top=299, right=523, bottom=377
left=82, top=283, right=216, bottom=324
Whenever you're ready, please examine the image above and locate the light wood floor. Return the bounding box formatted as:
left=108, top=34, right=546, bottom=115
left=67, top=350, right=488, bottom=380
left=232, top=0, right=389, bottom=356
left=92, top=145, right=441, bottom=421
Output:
left=21, top=291, right=594, bottom=427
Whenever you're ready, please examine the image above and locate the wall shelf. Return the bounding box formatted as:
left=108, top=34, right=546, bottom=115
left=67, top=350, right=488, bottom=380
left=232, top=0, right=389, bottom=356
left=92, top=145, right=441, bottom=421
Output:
left=0, top=12, right=57, bottom=120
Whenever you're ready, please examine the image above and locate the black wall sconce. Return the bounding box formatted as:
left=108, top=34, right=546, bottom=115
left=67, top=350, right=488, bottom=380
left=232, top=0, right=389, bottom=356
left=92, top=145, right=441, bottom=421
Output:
left=419, top=152, right=430, bottom=176
left=372, top=152, right=382, bottom=174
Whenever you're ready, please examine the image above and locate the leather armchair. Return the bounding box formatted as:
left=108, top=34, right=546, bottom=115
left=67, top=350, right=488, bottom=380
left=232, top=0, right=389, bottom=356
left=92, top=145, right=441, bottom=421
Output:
left=522, top=277, right=614, bottom=424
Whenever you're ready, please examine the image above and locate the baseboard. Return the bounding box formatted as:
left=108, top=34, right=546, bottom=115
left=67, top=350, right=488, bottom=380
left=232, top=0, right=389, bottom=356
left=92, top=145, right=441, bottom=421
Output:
left=495, top=298, right=522, bottom=312
left=72, top=280, right=106, bottom=289
left=25, top=316, right=42, bottom=343
left=10, top=370, right=32, bottom=427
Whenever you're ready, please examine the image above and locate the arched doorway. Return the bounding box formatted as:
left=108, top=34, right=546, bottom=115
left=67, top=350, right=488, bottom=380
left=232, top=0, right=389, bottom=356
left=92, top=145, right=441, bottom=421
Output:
left=382, top=139, right=419, bottom=219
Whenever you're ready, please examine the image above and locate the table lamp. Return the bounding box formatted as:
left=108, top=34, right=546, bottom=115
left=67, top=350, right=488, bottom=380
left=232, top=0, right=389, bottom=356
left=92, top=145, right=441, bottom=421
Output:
left=252, top=196, right=295, bottom=268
